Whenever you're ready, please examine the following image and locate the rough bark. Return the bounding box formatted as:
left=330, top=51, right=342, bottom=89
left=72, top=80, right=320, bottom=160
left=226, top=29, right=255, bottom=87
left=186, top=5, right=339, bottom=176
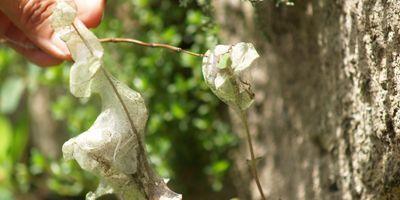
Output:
left=214, top=0, right=400, bottom=199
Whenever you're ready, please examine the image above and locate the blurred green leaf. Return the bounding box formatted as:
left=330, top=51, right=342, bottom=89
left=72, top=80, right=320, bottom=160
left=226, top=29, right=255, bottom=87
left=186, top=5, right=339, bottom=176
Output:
left=30, top=149, right=47, bottom=175
left=211, top=160, right=229, bottom=174
left=171, top=103, right=186, bottom=119
left=0, top=188, right=13, bottom=200
left=0, top=77, right=25, bottom=114
left=0, top=115, right=12, bottom=162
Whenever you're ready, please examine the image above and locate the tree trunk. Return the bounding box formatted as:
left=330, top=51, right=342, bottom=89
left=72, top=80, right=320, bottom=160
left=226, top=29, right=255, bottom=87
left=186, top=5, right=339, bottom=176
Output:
left=214, top=0, right=400, bottom=199
left=28, top=87, right=63, bottom=159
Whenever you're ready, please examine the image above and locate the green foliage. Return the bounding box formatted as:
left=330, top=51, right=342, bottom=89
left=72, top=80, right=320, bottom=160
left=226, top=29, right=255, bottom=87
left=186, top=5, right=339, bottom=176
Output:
left=95, top=0, right=236, bottom=196
left=0, top=77, right=25, bottom=114
left=0, top=0, right=238, bottom=198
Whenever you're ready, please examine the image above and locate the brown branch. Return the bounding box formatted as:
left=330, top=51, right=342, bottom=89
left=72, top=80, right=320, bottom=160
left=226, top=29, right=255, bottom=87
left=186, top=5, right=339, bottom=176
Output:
left=99, top=38, right=205, bottom=57
left=1, top=37, right=205, bottom=57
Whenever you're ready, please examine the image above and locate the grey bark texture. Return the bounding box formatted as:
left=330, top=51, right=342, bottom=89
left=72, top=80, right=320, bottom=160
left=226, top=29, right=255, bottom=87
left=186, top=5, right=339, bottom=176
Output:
left=213, top=0, right=400, bottom=199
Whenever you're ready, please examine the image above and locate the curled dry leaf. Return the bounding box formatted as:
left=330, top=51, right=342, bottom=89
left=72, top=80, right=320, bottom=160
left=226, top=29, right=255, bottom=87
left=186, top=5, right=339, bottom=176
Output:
left=202, top=43, right=260, bottom=111
left=203, top=43, right=267, bottom=199
left=52, top=1, right=181, bottom=199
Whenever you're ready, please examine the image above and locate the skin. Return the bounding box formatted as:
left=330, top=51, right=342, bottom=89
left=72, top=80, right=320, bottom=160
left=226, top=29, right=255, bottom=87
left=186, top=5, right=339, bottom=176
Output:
left=0, top=0, right=105, bottom=67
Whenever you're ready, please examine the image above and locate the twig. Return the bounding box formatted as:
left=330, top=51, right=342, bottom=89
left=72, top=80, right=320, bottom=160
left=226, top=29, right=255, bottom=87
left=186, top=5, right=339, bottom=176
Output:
left=240, top=111, right=266, bottom=200
left=99, top=38, right=205, bottom=57
left=1, top=37, right=205, bottom=57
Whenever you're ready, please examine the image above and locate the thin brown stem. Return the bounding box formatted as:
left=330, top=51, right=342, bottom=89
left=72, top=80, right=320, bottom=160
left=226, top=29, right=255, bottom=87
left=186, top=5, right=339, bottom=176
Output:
left=240, top=111, right=266, bottom=200
left=99, top=38, right=205, bottom=57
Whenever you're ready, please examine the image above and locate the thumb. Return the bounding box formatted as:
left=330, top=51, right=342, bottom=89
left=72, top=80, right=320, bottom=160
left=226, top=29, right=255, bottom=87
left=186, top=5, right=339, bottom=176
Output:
left=75, top=0, right=106, bottom=28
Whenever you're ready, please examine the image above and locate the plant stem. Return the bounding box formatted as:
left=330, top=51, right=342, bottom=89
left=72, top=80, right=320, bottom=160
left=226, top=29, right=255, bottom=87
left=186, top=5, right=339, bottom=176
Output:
left=99, top=38, right=205, bottom=57
left=1, top=37, right=205, bottom=57
left=240, top=111, right=266, bottom=200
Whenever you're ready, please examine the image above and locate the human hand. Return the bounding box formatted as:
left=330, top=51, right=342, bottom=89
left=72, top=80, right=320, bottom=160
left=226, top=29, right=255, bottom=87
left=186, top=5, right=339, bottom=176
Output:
left=0, top=0, right=105, bottom=67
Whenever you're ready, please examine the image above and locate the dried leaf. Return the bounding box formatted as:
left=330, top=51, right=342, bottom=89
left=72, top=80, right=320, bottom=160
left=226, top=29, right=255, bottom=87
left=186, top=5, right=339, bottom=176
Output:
left=202, top=43, right=259, bottom=111
left=231, top=43, right=259, bottom=73
left=52, top=1, right=181, bottom=199
left=86, top=180, right=114, bottom=200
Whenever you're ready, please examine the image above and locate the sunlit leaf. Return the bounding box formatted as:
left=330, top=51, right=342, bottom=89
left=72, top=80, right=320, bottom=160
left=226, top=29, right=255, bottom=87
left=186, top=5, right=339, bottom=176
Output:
left=202, top=43, right=259, bottom=111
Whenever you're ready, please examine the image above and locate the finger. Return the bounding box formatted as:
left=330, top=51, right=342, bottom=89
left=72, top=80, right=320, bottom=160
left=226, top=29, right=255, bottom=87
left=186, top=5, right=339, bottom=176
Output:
left=0, top=0, right=106, bottom=66
left=75, top=0, right=106, bottom=28
left=7, top=41, right=63, bottom=67
left=3, top=0, right=71, bottom=61
left=3, top=18, right=70, bottom=60
left=1, top=10, right=65, bottom=66
left=0, top=11, right=11, bottom=36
